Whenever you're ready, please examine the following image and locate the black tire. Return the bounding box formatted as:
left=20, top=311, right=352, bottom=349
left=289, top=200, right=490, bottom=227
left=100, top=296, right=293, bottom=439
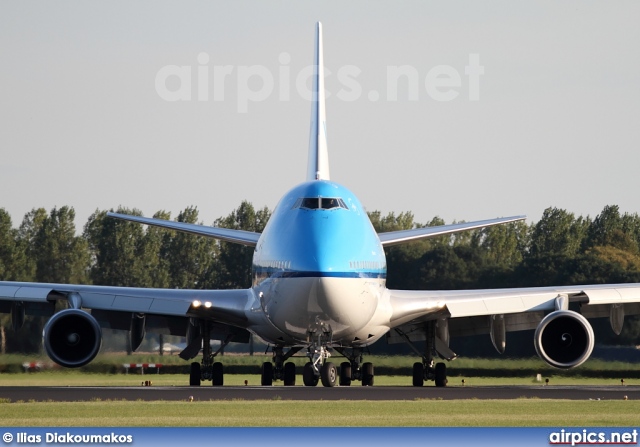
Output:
left=303, top=362, right=319, bottom=387
left=362, top=362, right=374, bottom=386
left=435, top=362, right=447, bottom=387
left=284, top=362, right=296, bottom=386
left=189, top=362, right=201, bottom=387
left=212, top=362, right=224, bottom=386
left=339, top=362, right=352, bottom=386
left=261, top=362, right=273, bottom=386
left=412, top=362, right=424, bottom=387
left=320, top=362, right=338, bottom=387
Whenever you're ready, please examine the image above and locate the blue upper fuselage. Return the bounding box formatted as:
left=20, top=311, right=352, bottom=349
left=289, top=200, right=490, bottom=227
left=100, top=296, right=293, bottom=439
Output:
left=252, top=181, right=386, bottom=284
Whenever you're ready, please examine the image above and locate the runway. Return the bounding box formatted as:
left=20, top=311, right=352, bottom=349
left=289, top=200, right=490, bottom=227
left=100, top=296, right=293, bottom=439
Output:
left=1, top=385, right=638, bottom=402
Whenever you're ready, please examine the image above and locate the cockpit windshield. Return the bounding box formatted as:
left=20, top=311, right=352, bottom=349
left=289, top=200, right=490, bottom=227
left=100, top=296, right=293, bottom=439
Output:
left=293, top=197, right=349, bottom=210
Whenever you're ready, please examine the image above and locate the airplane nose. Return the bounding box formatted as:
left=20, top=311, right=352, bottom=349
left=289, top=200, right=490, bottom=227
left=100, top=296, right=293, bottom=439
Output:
left=263, top=274, right=381, bottom=342
left=309, top=276, right=380, bottom=337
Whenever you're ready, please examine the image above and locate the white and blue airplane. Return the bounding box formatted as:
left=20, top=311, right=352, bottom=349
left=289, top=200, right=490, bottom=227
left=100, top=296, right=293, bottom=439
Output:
left=2, top=23, right=640, bottom=387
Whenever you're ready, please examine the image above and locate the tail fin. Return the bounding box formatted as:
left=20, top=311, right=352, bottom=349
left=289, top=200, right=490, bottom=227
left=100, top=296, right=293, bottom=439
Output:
left=306, top=22, right=330, bottom=181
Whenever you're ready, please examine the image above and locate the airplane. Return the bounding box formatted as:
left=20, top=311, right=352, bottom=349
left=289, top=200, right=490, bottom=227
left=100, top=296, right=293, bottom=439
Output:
left=2, top=22, right=640, bottom=388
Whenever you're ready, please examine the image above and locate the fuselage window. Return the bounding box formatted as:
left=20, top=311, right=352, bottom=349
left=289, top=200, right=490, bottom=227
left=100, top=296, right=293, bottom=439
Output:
left=293, top=197, right=348, bottom=210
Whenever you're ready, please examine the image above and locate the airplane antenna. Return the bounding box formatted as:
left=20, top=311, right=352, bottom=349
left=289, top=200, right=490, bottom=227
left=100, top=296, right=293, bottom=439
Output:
left=307, top=22, right=330, bottom=181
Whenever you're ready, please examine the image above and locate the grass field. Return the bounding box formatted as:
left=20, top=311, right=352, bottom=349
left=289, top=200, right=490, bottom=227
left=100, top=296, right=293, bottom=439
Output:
left=1, top=399, right=639, bottom=427
left=3, top=353, right=639, bottom=372
left=1, top=356, right=638, bottom=427
left=0, top=371, right=639, bottom=427
left=0, top=371, right=638, bottom=387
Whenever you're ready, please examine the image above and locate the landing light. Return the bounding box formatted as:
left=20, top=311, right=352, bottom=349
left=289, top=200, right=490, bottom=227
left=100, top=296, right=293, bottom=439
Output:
left=192, top=300, right=202, bottom=308
left=204, top=301, right=212, bottom=308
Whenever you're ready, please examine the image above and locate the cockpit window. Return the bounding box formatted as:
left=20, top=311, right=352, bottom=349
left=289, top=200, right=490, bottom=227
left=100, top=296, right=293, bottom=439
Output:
left=293, top=197, right=349, bottom=210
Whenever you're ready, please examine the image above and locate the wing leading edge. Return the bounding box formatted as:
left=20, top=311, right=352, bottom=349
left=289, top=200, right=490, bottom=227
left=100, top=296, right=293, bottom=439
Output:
left=0, top=281, right=252, bottom=326
left=386, top=283, right=640, bottom=328
left=107, top=212, right=261, bottom=246
left=378, top=215, right=526, bottom=247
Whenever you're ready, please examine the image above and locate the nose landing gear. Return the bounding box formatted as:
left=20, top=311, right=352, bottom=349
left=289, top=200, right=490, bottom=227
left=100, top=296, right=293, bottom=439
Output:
left=303, top=338, right=334, bottom=387
left=302, top=326, right=348, bottom=387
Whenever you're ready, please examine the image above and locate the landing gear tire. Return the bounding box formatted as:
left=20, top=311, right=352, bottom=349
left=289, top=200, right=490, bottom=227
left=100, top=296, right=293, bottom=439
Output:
left=339, top=362, right=352, bottom=386
left=412, top=362, right=424, bottom=387
left=189, top=362, right=201, bottom=386
left=284, top=362, right=296, bottom=386
left=261, top=362, right=273, bottom=386
left=362, top=362, right=374, bottom=386
left=212, top=362, right=224, bottom=386
left=435, top=362, right=447, bottom=387
left=303, top=362, right=319, bottom=387
left=320, top=362, right=338, bottom=387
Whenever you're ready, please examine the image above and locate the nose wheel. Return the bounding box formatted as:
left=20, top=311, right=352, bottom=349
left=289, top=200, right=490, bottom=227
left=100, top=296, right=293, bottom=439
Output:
left=303, top=362, right=319, bottom=386
left=320, top=362, right=337, bottom=387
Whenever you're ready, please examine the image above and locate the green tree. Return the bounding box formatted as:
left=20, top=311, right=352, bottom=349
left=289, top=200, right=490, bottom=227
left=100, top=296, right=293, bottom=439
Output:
left=368, top=211, right=415, bottom=233
left=473, top=221, right=530, bottom=269
left=164, top=206, right=218, bottom=289
left=213, top=201, right=270, bottom=289
left=141, top=210, right=172, bottom=288
left=528, top=207, right=589, bottom=259
left=16, top=208, right=48, bottom=281
left=84, top=207, right=149, bottom=287
left=411, top=244, right=486, bottom=290
left=32, top=207, right=89, bottom=284
left=587, top=205, right=638, bottom=253
left=0, top=209, right=18, bottom=281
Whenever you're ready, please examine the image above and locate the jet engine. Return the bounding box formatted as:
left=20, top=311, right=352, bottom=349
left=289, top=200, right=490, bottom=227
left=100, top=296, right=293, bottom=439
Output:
left=43, top=309, right=102, bottom=368
left=534, top=310, right=594, bottom=369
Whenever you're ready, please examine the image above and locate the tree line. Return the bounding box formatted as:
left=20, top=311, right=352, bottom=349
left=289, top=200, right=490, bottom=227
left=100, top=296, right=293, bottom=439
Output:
left=1, top=202, right=640, bottom=353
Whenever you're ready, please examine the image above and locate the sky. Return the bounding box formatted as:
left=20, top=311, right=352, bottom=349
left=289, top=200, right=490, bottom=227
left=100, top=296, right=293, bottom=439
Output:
left=1, top=1, right=639, bottom=231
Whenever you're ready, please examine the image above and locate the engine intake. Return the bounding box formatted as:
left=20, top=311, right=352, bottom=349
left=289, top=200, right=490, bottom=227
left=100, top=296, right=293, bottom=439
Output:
left=534, top=310, right=594, bottom=369
left=43, top=309, right=102, bottom=368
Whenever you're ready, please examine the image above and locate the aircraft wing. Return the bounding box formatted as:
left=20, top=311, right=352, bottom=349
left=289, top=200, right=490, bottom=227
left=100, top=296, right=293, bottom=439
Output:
left=387, top=283, right=640, bottom=327
left=378, top=215, right=527, bottom=247
left=0, top=281, right=253, bottom=331
left=107, top=212, right=261, bottom=247
left=386, top=283, right=640, bottom=363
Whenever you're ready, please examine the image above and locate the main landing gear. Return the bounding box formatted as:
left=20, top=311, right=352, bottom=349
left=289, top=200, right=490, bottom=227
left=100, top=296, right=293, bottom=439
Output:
left=185, top=319, right=378, bottom=388
left=394, top=321, right=454, bottom=387
left=260, top=346, right=302, bottom=386
left=333, top=347, right=374, bottom=386
left=187, top=321, right=233, bottom=387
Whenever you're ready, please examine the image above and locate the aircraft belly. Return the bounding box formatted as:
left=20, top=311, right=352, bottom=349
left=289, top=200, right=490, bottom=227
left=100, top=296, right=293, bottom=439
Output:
left=263, top=277, right=382, bottom=343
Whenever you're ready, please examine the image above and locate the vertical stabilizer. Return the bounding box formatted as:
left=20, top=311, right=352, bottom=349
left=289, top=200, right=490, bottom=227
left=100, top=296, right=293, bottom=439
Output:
left=307, top=22, right=330, bottom=181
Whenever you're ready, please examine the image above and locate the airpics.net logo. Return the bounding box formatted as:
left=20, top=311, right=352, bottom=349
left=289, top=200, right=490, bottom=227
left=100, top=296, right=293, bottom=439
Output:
left=154, top=52, right=484, bottom=113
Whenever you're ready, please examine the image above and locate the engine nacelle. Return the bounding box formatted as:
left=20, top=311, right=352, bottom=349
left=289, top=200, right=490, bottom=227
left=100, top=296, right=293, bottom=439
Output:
left=43, top=309, right=102, bottom=368
left=534, top=310, right=594, bottom=369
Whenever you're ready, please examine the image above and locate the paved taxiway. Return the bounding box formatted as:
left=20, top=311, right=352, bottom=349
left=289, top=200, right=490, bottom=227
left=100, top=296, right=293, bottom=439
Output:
left=1, top=385, right=638, bottom=401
